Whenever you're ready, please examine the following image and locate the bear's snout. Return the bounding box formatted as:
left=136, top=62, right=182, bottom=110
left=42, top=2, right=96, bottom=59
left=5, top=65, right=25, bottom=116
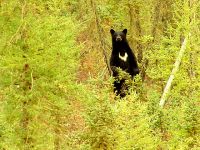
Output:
left=116, top=35, right=122, bottom=41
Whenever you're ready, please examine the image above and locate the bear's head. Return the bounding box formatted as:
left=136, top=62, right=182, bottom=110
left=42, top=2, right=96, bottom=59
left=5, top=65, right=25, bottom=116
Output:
left=110, top=29, right=127, bottom=43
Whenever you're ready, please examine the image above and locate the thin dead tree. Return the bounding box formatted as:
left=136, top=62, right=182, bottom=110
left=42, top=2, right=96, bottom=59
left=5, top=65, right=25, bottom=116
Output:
left=90, top=0, right=112, bottom=76
left=128, top=2, right=146, bottom=81
left=159, top=34, right=190, bottom=108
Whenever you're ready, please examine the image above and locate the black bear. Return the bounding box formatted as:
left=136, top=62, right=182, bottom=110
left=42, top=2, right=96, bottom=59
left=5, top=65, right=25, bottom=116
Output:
left=110, top=29, right=139, bottom=98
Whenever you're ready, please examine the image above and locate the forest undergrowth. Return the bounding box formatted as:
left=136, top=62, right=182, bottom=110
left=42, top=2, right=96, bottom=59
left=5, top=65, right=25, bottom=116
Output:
left=0, top=0, right=200, bottom=150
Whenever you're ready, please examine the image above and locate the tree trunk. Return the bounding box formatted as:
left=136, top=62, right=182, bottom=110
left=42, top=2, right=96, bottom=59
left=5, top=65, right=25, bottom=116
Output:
left=90, top=0, right=112, bottom=76
left=159, top=35, right=189, bottom=108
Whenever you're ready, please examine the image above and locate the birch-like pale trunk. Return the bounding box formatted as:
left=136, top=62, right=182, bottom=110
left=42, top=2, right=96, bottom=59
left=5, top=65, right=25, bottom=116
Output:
left=159, top=35, right=189, bottom=108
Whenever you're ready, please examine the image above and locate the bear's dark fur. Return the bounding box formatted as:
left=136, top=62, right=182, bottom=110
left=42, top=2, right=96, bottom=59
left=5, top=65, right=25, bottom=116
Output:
left=110, top=29, right=139, bottom=98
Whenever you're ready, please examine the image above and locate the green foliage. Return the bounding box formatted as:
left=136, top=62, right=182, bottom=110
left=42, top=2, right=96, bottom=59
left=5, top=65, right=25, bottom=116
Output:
left=1, top=0, right=200, bottom=149
left=1, top=1, right=82, bottom=149
left=84, top=90, right=116, bottom=149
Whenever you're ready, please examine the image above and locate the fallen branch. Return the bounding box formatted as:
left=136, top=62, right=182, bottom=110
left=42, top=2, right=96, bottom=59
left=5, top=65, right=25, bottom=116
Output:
left=159, top=34, right=189, bottom=108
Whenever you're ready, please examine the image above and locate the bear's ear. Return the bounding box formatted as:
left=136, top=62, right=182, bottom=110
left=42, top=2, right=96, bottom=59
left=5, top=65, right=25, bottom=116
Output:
left=123, top=29, right=127, bottom=34
left=110, top=29, right=115, bottom=35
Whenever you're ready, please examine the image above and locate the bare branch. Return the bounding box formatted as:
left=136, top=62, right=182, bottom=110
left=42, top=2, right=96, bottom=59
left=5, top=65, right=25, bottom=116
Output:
left=5, top=1, right=26, bottom=47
